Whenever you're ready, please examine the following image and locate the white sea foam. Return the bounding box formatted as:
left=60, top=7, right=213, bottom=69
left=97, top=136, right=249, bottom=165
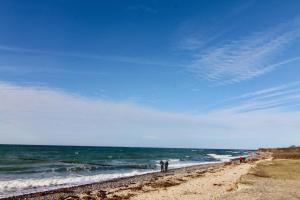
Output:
left=168, top=159, right=180, bottom=162
left=169, top=161, right=220, bottom=169
left=0, top=170, right=152, bottom=198
left=155, top=159, right=217, bottom=169
left=207, top=154, right=249, bottom=162
left=207, top=154, right=236, bottom=162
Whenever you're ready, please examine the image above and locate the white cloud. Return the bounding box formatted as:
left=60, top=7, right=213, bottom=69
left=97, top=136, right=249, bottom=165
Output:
left=211, top=81, right=300, bottom=113
left=1, top=82, right=300, bottom=149
left=188, top=18, right=300, bottom=84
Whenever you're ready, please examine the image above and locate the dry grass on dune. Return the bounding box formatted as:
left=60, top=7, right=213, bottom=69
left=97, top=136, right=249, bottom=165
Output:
left=221, top=148, right=300, bottom=200
left=247, top=147, right=300, bottom=181
left=259, top=147, right=300, bottom=159
left=249, top=159, right=300, bottom=180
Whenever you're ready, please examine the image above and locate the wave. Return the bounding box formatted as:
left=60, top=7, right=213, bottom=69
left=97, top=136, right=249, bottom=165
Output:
left=169, top=161, right=220, bottom=169
left=0, top=159, right=221, bottom=198
left=0, top=145, right=251, bottom=198
left=207, top=154, right=237, bottom=162
left=17, top=157, right=48, bottom=162
left=155, top=159, right=220, bottom=169
left=207, top=154, right=249, bottom=162
left=0, top=170, right=152, bottom=198
left=168, top=159, right=180, bottom=162
left=1, top=162, right=159, bottom=174
left=53, top=163, right=158, bottom=173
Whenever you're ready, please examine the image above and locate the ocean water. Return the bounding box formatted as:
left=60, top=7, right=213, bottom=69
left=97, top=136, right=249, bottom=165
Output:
left=0, top=145, right=254, bottom=198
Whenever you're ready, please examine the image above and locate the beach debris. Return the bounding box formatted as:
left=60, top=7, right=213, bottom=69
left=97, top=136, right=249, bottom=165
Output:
left=226, top=182, right=238, bottom=192
left=95, top=190, right=107, bottom=198
left=82, top=191, right=91, bottom=196
left=176, top=178, right=186, bottom=182
left=196, top=170, right=206, bottom=174
left=81, top=195, right=96, bottom=200
left=183, top=191, right=199, bottom=195
left=192, top=170, right=206, bottom=177
left=62, top=195, right=80, bottom=200
left=108, top=194, right=134, bottom=200
left=224, top=161, right=232, bottom=165
left=185, top=174, right=194, bottom=178
left=226, top=186, right=234, bottom=191
left=149, top=180, right=181, bottom=188
left=130, top=184, right=143, bottom=191
left=213, top=183, right=222, bottom=186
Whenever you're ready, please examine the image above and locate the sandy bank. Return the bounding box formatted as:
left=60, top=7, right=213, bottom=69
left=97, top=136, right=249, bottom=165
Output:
left=131, top=162, right=253, bottom=200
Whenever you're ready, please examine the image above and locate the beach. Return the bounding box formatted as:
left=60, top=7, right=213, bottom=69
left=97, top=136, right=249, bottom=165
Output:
left=3, top=162, right=244, bottom=200
left=4, top=158, right=260, bottom=200
left=0, top=145, right=252, bottom=199
left=3, top=147, right=300, bottom=200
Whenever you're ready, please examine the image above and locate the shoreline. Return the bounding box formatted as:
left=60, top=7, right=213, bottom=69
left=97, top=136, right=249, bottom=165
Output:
left=1, top=147, right=298, bottom=199
left=3, top=162, right=225, bottom=200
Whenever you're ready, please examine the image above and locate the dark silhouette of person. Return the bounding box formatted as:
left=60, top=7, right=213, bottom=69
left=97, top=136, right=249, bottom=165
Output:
left=164, top=161, right=169, bottom=172
left=159, top=160, right=164, bottom=172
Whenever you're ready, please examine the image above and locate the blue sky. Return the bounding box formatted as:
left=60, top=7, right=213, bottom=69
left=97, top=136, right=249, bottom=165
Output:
left=1, top=0, right=300, bottom=148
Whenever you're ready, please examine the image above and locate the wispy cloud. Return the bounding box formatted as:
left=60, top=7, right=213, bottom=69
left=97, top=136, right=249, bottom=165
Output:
left=178, top=28, right=231, bottom=51
left=176, top=1, right=255, bottom=51
left=0, top=64, right=108, bottom=76
left=0, top=45, right=181, bottom=68
left=225, top=81, right=300, bottom=102
left=1, top=81, right=300, bottom=148
left=188, top=18, right=300, bottom=84
left=212, top=81, right=300, bottom=113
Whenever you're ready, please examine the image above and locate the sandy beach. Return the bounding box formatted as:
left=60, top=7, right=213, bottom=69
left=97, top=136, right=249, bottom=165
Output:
left=130, top=161, right=253, bottom=200
left=4, top=148, right=300, bottom=200
left=4, top=160, right=258, bottom=200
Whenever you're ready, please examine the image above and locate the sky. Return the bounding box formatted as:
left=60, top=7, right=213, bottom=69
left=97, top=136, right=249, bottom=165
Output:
left=0, top=0, right=300, bottom=149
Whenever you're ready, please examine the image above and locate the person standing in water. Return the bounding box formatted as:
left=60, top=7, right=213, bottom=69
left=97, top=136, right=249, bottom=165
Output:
left=164, top=161, right=169, bottom=172
left=159, top=160, right=164, bottom=172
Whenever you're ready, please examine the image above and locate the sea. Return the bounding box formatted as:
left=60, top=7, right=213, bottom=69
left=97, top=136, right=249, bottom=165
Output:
left=0, top=144, right=254, bottom=198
